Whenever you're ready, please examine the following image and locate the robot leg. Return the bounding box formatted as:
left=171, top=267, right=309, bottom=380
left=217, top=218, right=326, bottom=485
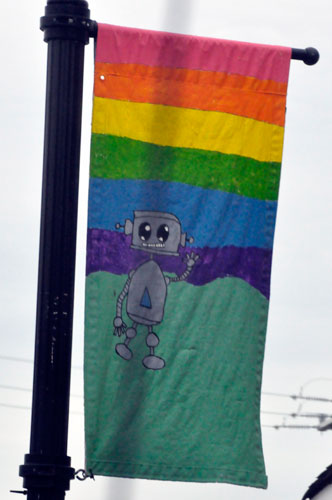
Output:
left=142, top=326, right=165, bottom=370
left=115, top=322, right=137, bottom=361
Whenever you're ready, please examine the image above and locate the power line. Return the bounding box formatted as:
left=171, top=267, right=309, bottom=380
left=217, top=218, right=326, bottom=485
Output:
left=0, top=402, right=83, bottom=415
left=1, top=356, right=331, bottom=401
left=1, top=394, right=330, bottom=424
left=0, top=402, right=33, bottom=411
left=262, top=391, right=332, bottom=403
left=0, top=354, right=83, bottom=370
left=0, top=384, right=83, bottom=398
left=262, top=410, right=332, bottom=419
left=264, top=420, right=332, bottom=431
left=0, top=355, right=32, bottom=364
left=263, top=424, right=319, bottom=430
left=0, top=384, right=31, bottom=393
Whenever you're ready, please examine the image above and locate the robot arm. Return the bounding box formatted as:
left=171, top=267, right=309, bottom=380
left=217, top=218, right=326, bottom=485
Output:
left=113, top=275, right=131, bottom=336
left=166, top=252, right=199, bottom=284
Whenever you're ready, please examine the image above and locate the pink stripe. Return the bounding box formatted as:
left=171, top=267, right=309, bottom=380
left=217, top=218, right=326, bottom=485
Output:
left=96, top=23, right=291, bottom=83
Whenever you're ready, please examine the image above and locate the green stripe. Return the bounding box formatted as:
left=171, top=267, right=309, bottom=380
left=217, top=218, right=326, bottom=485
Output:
left=90, top=134, right=281, bottom=201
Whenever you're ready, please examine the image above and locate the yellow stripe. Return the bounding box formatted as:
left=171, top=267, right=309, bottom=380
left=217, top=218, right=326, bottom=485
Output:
left=92, top=97, right=284, bottom=163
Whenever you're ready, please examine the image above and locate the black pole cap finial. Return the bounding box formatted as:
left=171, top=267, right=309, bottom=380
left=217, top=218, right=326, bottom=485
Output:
left=291, top=47, right=320, bottom=65
left=303, top=47, right=320, bottom=65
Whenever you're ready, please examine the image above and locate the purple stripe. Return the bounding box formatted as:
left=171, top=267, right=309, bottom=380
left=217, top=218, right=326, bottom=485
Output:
left=86, top=229, right=272, bottom=299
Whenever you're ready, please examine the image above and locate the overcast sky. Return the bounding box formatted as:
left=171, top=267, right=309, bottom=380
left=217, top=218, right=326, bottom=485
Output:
left=1, top=0, right=332, bottom=499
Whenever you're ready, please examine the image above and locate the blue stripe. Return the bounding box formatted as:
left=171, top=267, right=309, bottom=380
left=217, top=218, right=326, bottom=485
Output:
left=88, top=178, right=277, bottom=249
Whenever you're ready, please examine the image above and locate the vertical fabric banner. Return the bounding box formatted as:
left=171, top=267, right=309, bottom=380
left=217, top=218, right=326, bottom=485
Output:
left=85, top=24, right=291, bottom=488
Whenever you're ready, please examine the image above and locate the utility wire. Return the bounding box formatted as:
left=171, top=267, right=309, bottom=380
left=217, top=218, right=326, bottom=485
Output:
left=2, top=355, right=332, bottom=408
left=3, top=395, right=327, bottom=417
left=263, top=424, right=319, bottom=430
left=262, top=391, right=332, bottom=403
left=0, top=354, right=83, bottom=370
left=0, top=359, right=328, bottom=398
left=0, top=384, right=83, bottom=398
left=0, top=402, right=83, bottom=415
left=0, top=402, right=34, bottom=411
left=262, top=410, right=332, bottom=419
left=1, top=389, right=330, bottom=424
left=0, top=384, right=31, bottom=392
left=0, top=355, right=32, bottom=364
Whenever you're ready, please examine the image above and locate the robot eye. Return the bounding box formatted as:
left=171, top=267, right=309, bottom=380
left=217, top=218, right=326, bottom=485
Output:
left=157, top=224, right=169, bottom=243
left=139, top=222, right=151, bottom=241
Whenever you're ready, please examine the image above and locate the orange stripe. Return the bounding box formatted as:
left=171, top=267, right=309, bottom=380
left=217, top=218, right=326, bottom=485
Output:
left=94, top=62, right=287, bottom=126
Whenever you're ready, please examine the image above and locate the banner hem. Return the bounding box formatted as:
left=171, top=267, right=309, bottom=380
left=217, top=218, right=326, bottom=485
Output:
left=86, top=460, right=268, bottom=488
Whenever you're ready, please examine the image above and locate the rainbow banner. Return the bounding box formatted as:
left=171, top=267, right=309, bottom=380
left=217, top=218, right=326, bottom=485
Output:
left=84, top=24, right=291, bottom=488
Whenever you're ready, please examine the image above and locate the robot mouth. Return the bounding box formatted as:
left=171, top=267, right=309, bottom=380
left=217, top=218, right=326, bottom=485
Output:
left=142, top=242, right=165, bottom=249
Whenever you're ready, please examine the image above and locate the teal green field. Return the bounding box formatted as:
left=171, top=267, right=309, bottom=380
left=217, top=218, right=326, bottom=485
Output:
left=84, top=271, right=269, bottom=487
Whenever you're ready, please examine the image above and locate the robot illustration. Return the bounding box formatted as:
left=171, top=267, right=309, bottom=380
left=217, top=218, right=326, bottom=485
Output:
left=113, top=210, right=199, bottom=370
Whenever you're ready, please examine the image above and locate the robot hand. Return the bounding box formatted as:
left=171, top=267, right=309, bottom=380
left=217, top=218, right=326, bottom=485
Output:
left=113, top=316, right=127, bottom=337
left=184, top=251, right=200, bottom=269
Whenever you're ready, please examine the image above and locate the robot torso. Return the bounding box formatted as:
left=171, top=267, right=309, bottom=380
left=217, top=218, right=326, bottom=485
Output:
left=126, top=260, right=167, bottom=326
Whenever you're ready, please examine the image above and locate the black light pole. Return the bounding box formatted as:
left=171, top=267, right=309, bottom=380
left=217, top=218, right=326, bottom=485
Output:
left=18, top=1, right=95, bottom=498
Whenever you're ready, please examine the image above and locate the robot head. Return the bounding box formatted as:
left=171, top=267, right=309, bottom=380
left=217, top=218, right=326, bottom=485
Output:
left=116, top=210, right=193, bottom=256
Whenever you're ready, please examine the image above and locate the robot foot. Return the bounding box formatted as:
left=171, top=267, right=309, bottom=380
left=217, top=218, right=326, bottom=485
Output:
left=142, top=355, right=165, bottom=370
left=115, top=343, right=133, bottom=361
